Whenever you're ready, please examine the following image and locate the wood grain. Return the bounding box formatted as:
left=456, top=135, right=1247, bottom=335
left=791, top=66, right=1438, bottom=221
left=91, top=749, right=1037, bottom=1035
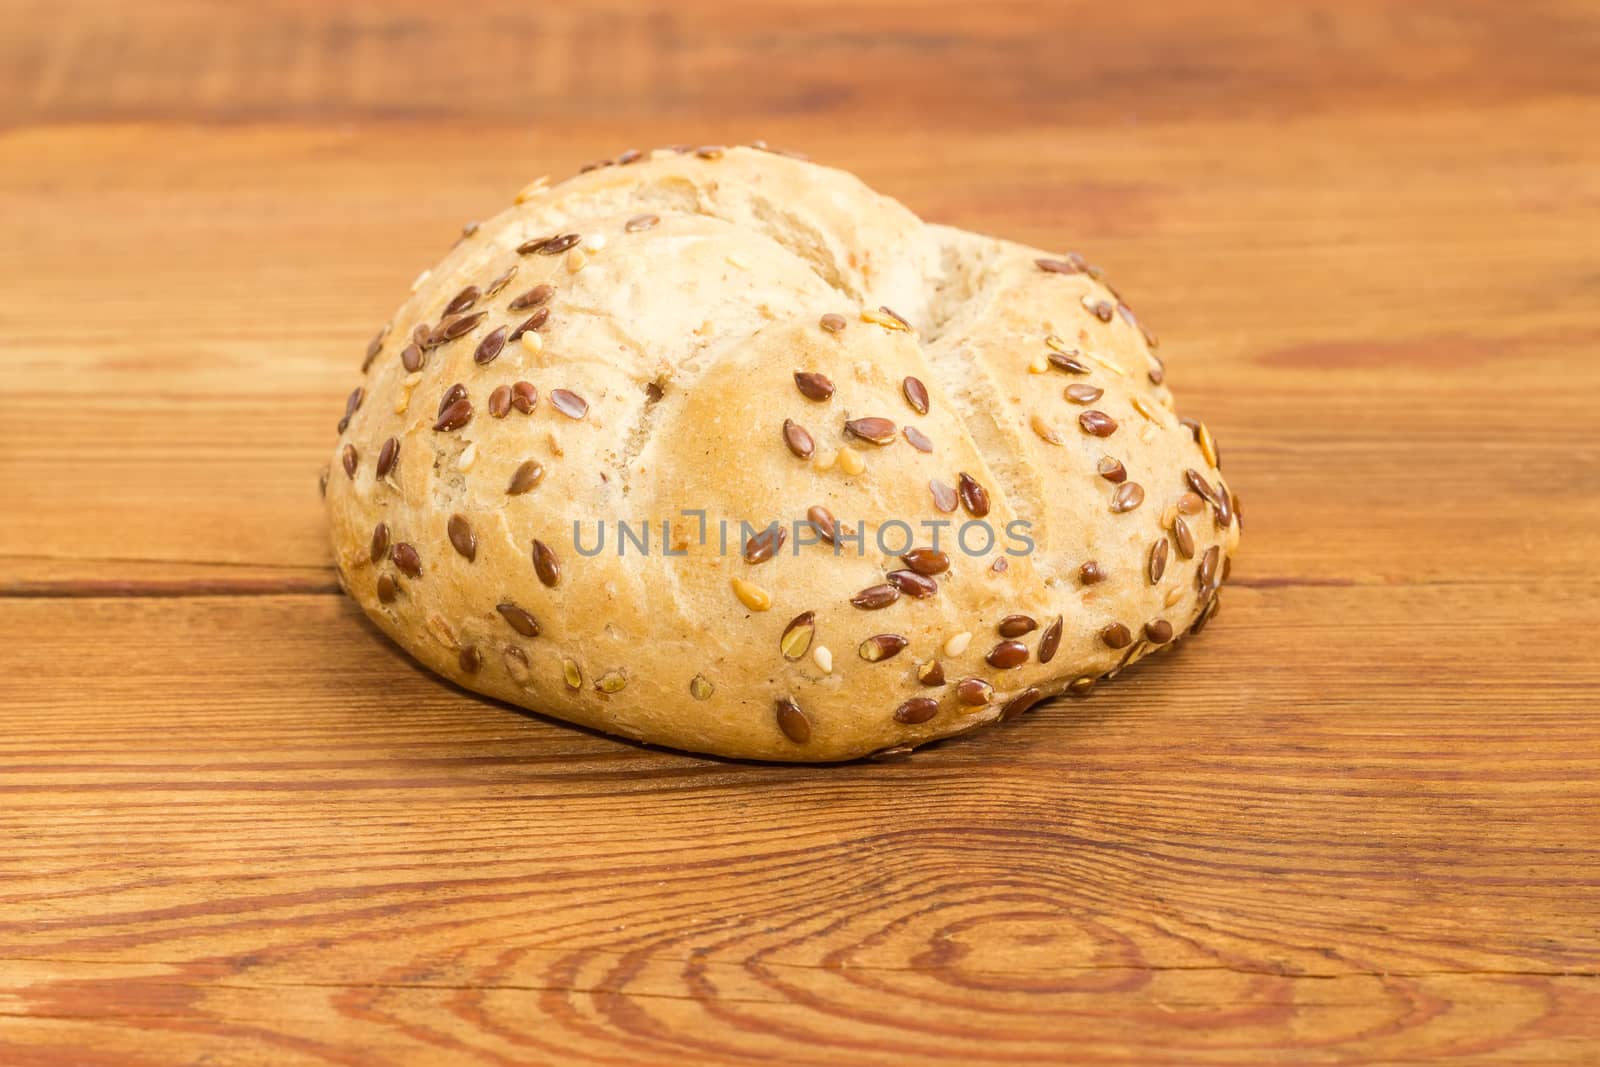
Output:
left=3, top=0, right=1598, bottom=1062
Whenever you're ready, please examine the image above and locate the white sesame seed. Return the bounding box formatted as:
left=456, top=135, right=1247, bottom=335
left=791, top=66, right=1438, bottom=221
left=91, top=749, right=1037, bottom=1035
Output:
left=514, top=176, right=549, bottom=204
left=944, top=631, right=972, bottom=656
left=812, top=449, right=838, bottom=472
left=813, top=645, right=833, bottom=673
left=1027, top=354, right=1050, bottom=374
left=456, top=443, right=478, bottom=472
left=566, top=248, right=588, bottom=273
left=583, top=233, right=608, bottom=253
left=519, top=330, right=544, bottom=353
left=727, top=252, right=750, bottom=270
left=410, top=268, right=431, bottom=293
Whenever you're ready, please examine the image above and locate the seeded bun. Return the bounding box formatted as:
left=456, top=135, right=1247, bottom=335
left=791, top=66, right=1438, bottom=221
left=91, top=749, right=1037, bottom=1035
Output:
left=324, top=144, right=1241, bottom=762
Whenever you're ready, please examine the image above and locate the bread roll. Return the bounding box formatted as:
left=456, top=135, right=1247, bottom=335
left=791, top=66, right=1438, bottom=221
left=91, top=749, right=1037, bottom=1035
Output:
left=324, top=144, right=1240, bottom=761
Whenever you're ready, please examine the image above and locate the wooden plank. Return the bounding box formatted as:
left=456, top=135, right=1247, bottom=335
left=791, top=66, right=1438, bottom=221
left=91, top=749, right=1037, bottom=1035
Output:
left=4, top=102, right=1598, bottom=593
left=4, top=0, right=1598, bottom=128
left=1, top=588, right=1597, bottom=1063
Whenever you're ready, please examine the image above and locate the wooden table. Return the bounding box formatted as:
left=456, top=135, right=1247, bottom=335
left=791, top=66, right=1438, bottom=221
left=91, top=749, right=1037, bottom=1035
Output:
left=4, top=1, right=1597, bottom=1062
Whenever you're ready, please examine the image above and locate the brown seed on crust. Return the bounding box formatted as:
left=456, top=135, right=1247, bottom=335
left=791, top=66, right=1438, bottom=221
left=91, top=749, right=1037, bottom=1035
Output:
left=957, top=472, right=990, bottom=517
left=496, top=602, right=540, bottom=637
left=806, top=505, right=839, bottom=544
left=1067, top=676, right=1095, bottom=696
left=851, top=584, right=900, bottom=610
left=903, top=425, right=933, bottom=452
left=1172, top=517, right=1196, bottom=559
left=625, top=213, right=659, bottom=233
left=986, top=640, right=1029, bottom=669
left=1000, top=686, right=1044, bottom=722
left=550, top=389, right=588, bottom=419
left=508, top=310, right=548, bottom=341
left=400, top=343, right=425, bottom=372
left=318, top=467, right=329, bottom=497
left=998, top=614, right=1037, bottom=638
left=1186, top=469, right=1221, bottom=507
left=819, top=312, right=847, bottom=334
left=342, top=444, right=359, bottom=478
left=930, top=479, right=958, bottom=513
left=780, top=612, right=815, bottom=660
left=1048, top=351, right=1091, bottom=375
left=775, top=698, right=811, bottom=743
left=956, top=678, right=993, bottom=706
left=510, top=381, right=538, bottom=414
left=793, top=371, right=835, bottom=401
left=894, top=697, right=939, bottom=724
left=370, top=522, right=390, bottom=564
left=845, top=417, right=897, bottom=445
left=376, top=573, right=398, bottom=603
left=376, top=436, right=399, bottom=478
left=917, top=660, right=945, bottom=686
left=1038, top=616, right=1063, bottom=664
left=1148, top=538, right=1169, bottom=583
left=782, top=418, right=815, bottom=459
left=412, top=322, right=433, bottom=349
left=859, top=634, right=909, bottom=662
left=1110, top=482, right=1145, bottom=513
left=444, top=285, right=481, bottom=316
left=1084, top=298, right=1115, bottom=323
left=363, top=324, right=389, bottom=370
left=458, top=645, right=483, bottom=674
left=1178, top=491, right=1206, bottom=515
left=507, top=459, right=544, bottom=495
left=1036, top=257, right=1083, bottom=275
left=902, top=377, right=929, bottom=415
left=509, top=284, right=554, bottom=312
left=900, top=548, right=950, bottom=576
left=1099, top=622, right=1133, bottom=649
left=434, top=398, right=473, bottom=432
left=435, top=311, right=487, bottom=343
left=1097, top=456, right=1127, bottom=483
left=1065, top=383, right=1103, bottom=405
left=743, top=525, right=787, bottom=564
left=1214, top=484, right=1235, bottom=529
left=483, top=265, right=518, bottom=298
left=447, top=514, right=477, bottom=561
left=1198, top=545, right=1220, bottom=590
left=474, top=326, right=508, bottom=366
left=532, top=539, right=561, bottom=586
left=391, top=542, right=422, bottom=578
left=488, top=385, right=512, bottom=419
left=887, top=569, right=937, bottom=598
left=1079, top=410, right=1118, bottom=437
left=1080, top=560, right=1105, bottom=585
left=1144, top=619, right=1175, bottom=644
left=437, top=383, right=468, bottom=417
left=536, top=233, right=581, bottom=255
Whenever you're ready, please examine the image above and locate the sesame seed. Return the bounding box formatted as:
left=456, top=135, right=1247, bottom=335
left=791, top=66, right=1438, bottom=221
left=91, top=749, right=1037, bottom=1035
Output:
left=812, top=450, right=838, bottom=472
left=793, top=371, right=836, bottom=401
left=904, top=426, right=934, bottom=453
left=410, top=269, right=431, bottom=292
left=956, top=678, right=993, bottom=706
left=596, top=670, right=627, bottom=694
left=775, top=698, right=811, bottom=743
left=861, top=307, right=910, bottom=332
left=1165, top=586, right=1185, bottom=608
left=519, top=331, right=544, bottom=354
left=930, top=479, right=958, bottom=513
left=565, top=248, right=588, bottom=273
left=813, top=645, right=833, bottom=673
left=1110, top=482, right=1145, bottom=513
left=859, top=634, right=909, bottom=662
left=1027, top=355, right=1050, bottom=374
left=514, top=177, right=549, bottom=203
left=944, top=631, right=972, bottom=656
left=782, top=418, right=815, bottom=459
left=732, top=577, right=772, bottom=612
left=837, top=446, right=866, bottom=476
left=496, top=602, right=540, bottom=637
left=902, top=377, right=929, bottom=415
left=1031, top=415, right=1063, bottom=445
left=845, top=417, right=897, bottom=445
left=851, top=584, right=900, bottom=610
left=781, top=612, right=816, bottom=660
left=625, top=213, right=660, bottom=233
left=447, top=514, right=477, bottom=561
left=1131, top=394, right=1162, bottom=424
left=455, top=443, right=477, bottom=472
left=563, top=659, right=583, bottom=690
left=391, top=543, right=422, bottom=578
left=507, top=459, right=544, bottom=495
left=584, top=233, right=608, bottom=253
left=550, top=389, right=588, bottom=419
left=1197, top=422, right=1220, bottom=468
left=690, top=674, right=714, bottom=700
left=894, top=697, right=939, bottom=725
left=1067, top=677, right=1095, bottom=697
left=532, top=539, right=561, bottom=587
left=957, top=473, right=990, bottom=517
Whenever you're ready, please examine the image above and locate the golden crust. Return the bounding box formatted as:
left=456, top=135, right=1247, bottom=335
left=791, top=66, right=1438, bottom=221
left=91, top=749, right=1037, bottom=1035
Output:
left=325, top=146, right=1241, bottom=761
